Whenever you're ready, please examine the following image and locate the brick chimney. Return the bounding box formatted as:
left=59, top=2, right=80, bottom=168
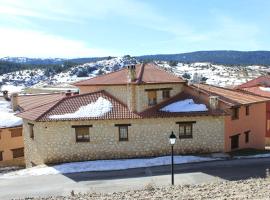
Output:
left=11, top=93, right=19, bottom=111
left=127, top=64, right=137, bottom=112
left=209, top=96, right=219, bottom=110
left=127, top=65, right=136, bottom=82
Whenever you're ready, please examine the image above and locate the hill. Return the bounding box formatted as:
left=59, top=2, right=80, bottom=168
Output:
left=137, top=50, right=270, bottom=65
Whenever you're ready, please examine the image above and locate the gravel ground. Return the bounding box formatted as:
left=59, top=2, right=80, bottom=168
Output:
left=21, top=177, right=270, bottom=200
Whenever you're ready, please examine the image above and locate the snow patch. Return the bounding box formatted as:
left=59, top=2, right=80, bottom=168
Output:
left=0, top=85, right=24, bottom=94
left=235, top=153, right=270, bottom=159
left=259, top=87, right=270, bottom=92
left=49, top=97, right=112, bottom=119
left=0, top=155, right=218, bottom=178
left=160, top=99, right=208, bottom=112
left=0, top=100, right=22, bottom=128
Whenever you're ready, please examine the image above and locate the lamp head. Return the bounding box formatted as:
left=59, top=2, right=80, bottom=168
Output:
left=169, top=131, right=176, bottom=145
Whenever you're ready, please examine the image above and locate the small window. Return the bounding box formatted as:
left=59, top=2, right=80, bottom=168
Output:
left=231, top=107, right=239, bottom=120
left=244, top=131, right=250, bottom=143
left=231, top=134, right=240, bottom=149
left=12, top=148, right=24, bottom=158
left=75, top=127, right=90, bottom=142
left=0, top=151, right=3, bottom=161
left=162, top=90, right=170, bottom=99
left=178, top=123, right=193, bottom=139
left=28, top=123, right=34, bottom=139
left=119, top=126, right=128, bottom=141
left=267, top=120, right=270, bottom=131
left=148, top=91, right=157, bottom=106
left=245, top=106, right=250, bottom=116
left=10, top=128, right=22, bottom=137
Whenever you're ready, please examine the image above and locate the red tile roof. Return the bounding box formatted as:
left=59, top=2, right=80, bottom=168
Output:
left=18, top=93, right=65, bottom=111
left=140, top=91, right=227, bottom=118
left=17, top=89, right=227, bottom=122
left=192, top=84, right=269, bottom=106
left=17, top=91, right=141, bottom=121
left=240, top=86, right=270, bottom=98
left=73, top=63, right=185, bottom=86
left=236, top=75, right=270, bottom=89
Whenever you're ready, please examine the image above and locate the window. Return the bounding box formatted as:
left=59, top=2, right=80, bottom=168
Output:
left=10, top=128, right=22, bottom=137
left=0, top=151, right=3, bottom=161
left=28, top=123, right=34, bottom=139
left=230, top=134, right=240, bottom=149
left=231, top=107, right=239, bottom=120
left=148, top=91, right=157, bottom=106
left=245, top=105, right=250, bottom=116
left=268, top=120, right=270, bottom=131
left=74, top=127, right=90, bottom=142
left=177, top=122, right=195, bottom=139
left=119, top=126, right=128, bottom=141
left=115, top=124, right=130, bottom=141
left=244, top=131, right=250, bottom=143
left=162, top=89, right=170, bottom=99
left=12, top=148, right=24, bottom=158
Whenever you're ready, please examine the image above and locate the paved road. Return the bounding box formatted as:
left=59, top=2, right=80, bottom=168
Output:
left=0, top=157, right=270, bottom=200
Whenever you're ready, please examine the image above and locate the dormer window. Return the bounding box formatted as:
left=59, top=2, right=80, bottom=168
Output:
left=148, top=91, right=157, bottom=106
left=162, top=89, right=170, bottom=99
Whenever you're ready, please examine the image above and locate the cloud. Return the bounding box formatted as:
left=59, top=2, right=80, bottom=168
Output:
left=0, top=27, right=116, bottom=58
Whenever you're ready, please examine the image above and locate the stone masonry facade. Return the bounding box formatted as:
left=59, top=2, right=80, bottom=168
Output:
left=23, top=116, right=224, bottom=167
left=79, top=83, right=183, bottom=112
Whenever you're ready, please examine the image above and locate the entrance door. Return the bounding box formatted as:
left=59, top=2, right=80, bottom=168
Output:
left=231, top=134, right=240, bottom=150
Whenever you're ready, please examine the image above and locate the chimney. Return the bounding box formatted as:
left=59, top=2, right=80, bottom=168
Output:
left=127, top=65, right=136, bottom=82
left=3, top=90, right=10, bottom=101
left=209, top=96, right=219, bottom=110
left=65, top=90, right=72, bottom=97
left=11, top=93, right=19, bottom=111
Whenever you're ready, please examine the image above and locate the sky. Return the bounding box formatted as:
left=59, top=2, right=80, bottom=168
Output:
left=0, top=0, right=270, bottom=58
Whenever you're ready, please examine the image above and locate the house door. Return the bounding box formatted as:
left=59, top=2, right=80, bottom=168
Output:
left=230, top=134, right=239, bottom=150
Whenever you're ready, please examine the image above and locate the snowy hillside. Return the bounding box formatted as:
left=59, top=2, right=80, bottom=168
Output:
left=0, top=56, right=138, bottom=91
left=0, top=56, right=269, bottom=93
left=158, top=61, right=269, bottom=87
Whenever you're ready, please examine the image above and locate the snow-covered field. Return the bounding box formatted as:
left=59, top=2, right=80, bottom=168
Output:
left=0, top=155, right=218, bottom=178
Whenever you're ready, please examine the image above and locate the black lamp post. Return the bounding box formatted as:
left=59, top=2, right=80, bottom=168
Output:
left=169, top=131, right=176, bottom=185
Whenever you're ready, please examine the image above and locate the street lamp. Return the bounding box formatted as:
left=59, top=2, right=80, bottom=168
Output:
left=169, top=131, right=176, bottom=185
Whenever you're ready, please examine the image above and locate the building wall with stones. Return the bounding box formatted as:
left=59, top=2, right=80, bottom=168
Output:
left=78, top=85, right=129, bottom=105
left=23, top=116, right=224, bottom=167
left=78, top=83, right=184, bottom=112
left=135, top=83, right=184, bottom=112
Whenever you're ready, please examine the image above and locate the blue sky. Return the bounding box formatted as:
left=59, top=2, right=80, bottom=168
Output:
left=0, top=0, right=269, bottom=58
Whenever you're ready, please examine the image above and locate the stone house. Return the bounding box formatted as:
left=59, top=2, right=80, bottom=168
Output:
left=0, top=91, right=65, bottom=166
left=17, top=63, right=269, bottom=167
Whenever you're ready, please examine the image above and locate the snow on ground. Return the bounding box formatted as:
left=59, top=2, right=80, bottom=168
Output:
left=0, top=100, right=22, bottom=128
left=160, top=99, right=208, bottom=112
left=0, top=155, right=218, bottom=178
left=49, top=97, right=112, bottom=119
left=235, top=153, right=270, bottom=159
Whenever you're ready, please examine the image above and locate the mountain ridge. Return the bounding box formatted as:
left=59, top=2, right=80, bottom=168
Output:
left=2, top=50, right=270, bottom=66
